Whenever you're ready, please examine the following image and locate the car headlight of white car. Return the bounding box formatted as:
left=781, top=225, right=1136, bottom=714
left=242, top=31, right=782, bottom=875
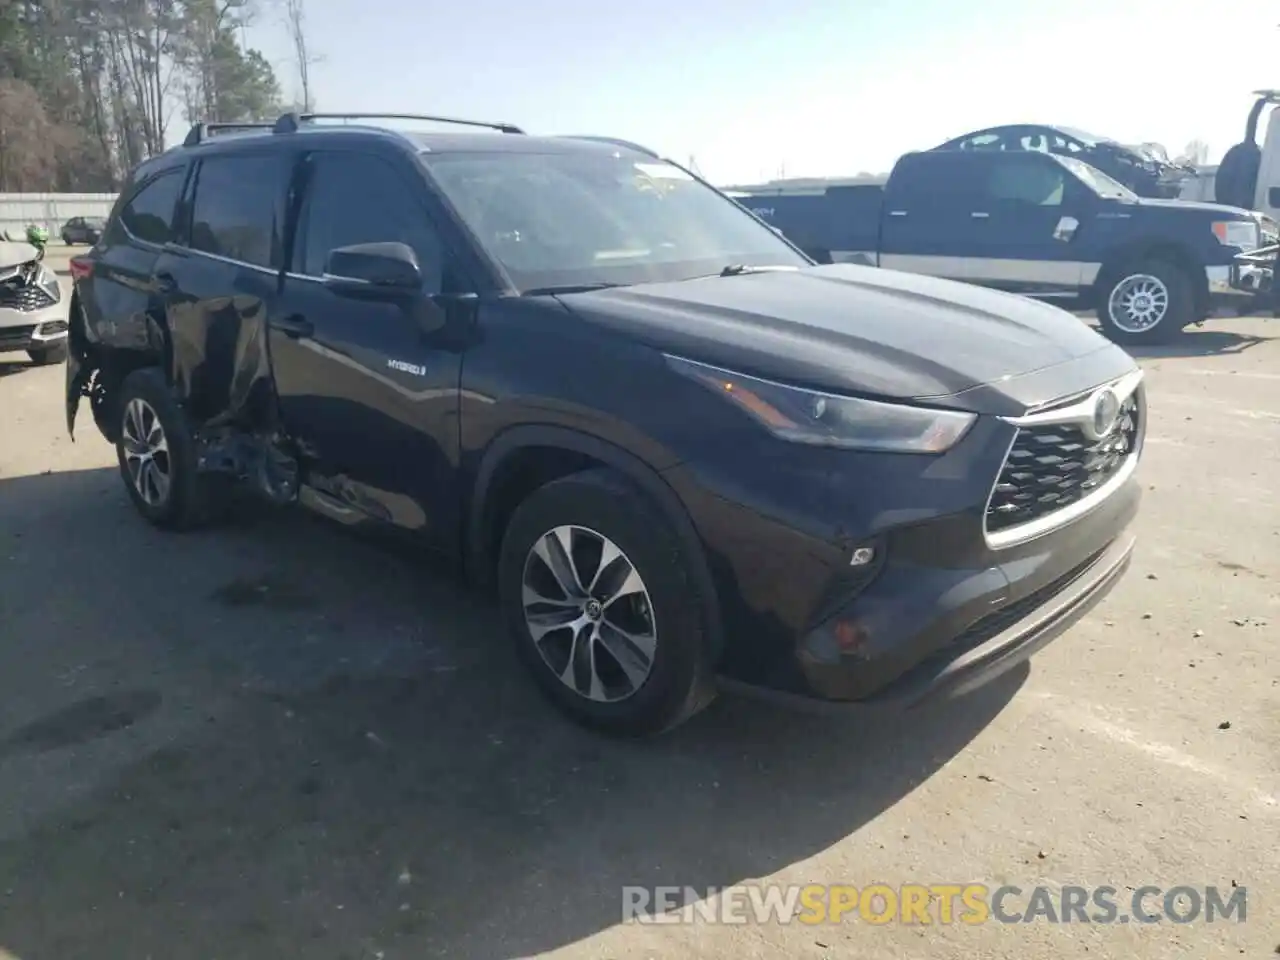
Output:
left=34, top=263, right=62, bottom=303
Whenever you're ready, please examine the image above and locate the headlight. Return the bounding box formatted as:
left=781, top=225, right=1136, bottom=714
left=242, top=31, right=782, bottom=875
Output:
left=666, top=355, right=976, bottom=453
left=1212, top=220, right=1259, bottom=250
left=35, top=264, right=61, bottom=302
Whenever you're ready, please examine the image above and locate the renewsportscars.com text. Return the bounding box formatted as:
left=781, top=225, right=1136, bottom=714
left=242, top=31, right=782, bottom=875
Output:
left=622, top=883, right=1247, bottom=926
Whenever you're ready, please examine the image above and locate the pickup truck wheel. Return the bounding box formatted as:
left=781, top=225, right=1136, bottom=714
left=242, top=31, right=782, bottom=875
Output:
left=497, top=468, right=716, bottom=737
left=1097, top=259, right=1192, bottom=345
left=115, top=368, right=231, bottom=530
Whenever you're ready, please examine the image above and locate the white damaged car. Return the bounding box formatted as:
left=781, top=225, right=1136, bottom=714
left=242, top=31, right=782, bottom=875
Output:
left=0, top=240, right=68, bottom=366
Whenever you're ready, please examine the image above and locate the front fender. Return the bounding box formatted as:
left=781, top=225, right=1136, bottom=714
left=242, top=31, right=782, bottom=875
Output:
left=466, top=423, right=725, bottom=659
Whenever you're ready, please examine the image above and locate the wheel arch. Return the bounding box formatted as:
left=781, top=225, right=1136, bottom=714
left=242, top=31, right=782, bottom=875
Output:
left=78, top=311, right=173, bottom=444
left=1093, top=240, right=1208, bottom=314
left=466, top=425, right=725, bottom=658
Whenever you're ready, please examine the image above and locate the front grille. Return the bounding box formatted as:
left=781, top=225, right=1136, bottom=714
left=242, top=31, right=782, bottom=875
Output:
left=0, top=282, right=56, bottom=313
left=986, top=390, right=1141, bottom=534
left=0, top=324, right=35, bottom=346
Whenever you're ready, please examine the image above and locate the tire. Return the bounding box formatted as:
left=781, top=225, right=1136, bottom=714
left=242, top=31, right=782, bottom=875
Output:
left=114, top=367, right=231, bottom=530
left=27, top=342, right=68, bottom=365
left=497, top=468, right=716, bottom=737
left=61, top=233, right=73, bottom=245
left=1096, top=258, right=1193, bottom=346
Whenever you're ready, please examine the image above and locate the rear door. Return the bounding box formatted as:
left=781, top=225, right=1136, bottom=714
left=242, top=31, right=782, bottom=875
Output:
left=965, top=153, right=1091, bottom=296
left=150, top=147, right=292, bottom=425
left=879, top=152, right=984, bottom=280
left=67, top=165, right=187, bottom=434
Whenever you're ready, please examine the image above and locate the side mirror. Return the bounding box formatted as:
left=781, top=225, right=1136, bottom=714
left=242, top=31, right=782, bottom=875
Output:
left=323, top=242, right=422, bottom=297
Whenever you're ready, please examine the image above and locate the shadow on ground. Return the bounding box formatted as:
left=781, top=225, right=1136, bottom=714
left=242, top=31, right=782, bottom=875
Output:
left=1122, top=325, right=1278, bottom=359
left=0, top=358, right=39, bottom=379
left=0, top=467, right=1024, bottom=960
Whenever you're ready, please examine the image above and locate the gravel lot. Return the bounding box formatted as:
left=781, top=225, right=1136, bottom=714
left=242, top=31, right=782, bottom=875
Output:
left=0, top=256, right=1276, bottom=959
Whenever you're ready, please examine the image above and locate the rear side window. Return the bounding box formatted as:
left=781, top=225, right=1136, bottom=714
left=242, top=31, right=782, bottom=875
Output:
left=888, top=154, right=982, bottom=209
left=118, top=171, right=184, bottom=245
left=189, top=152, right=289, bottom=268
left=294, top=151, right=444, bottom=291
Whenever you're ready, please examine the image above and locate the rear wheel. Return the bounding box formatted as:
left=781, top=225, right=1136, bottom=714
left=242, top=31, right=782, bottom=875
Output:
left=114, top=368, right=231, bottom=530
left=497, top=468, right=716, bottom=737
left=1096, top=258, right=1193, bottom=345
left=27, top=342, right=67, bottom=365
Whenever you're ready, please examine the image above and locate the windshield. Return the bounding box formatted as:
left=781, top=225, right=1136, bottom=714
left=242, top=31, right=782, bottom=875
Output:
left=1056, top=126, right=1110, bottom=145
left=420, top=149, right=808, bottom=292
left=1053, top=155, right=1138, bottom=200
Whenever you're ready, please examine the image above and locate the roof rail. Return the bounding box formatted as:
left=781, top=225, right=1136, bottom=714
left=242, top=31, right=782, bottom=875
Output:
left=183, top=122, right=275, bottom=147
left=559, top=135, right=659, bottom=158
left=272, top=112, right=524, bottom=135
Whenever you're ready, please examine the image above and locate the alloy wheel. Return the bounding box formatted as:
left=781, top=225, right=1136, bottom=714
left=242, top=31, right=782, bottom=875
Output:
left=1108, top=274, right=1170, bottom=333
left=520, top=524, right=657, bottom=703
left=121, top=397, right=171, bottom=507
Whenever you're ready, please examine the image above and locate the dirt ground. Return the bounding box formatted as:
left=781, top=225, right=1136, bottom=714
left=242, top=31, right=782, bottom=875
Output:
left=0, top=257, right=1276, bottom=958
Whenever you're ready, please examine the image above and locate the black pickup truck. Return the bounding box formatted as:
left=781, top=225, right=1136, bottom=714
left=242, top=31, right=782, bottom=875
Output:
left=737, top=149, right=1265, bottom=344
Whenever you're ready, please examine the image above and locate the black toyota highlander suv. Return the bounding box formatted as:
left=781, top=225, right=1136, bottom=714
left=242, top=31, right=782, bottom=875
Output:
left=64, top=113, right=1144, bottom=736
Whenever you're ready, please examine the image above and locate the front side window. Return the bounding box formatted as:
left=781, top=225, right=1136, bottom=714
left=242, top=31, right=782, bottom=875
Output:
left=984, top=156, right=1066, bottom=206
left=189, top=152, right=288, bottom=268
left=421, top=149, right=807, bottom=292
left=294, top=151, right=445, bottom=292
left=118, top=171, right=184, bottom=245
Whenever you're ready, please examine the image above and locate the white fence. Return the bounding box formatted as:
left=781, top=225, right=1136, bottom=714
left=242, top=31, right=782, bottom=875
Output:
left=0, top=193, right=119, bottom=241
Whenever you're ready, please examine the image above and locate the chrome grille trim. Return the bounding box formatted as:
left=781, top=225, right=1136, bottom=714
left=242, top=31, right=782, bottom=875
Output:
left=983, top=369, right=1145, bottom=549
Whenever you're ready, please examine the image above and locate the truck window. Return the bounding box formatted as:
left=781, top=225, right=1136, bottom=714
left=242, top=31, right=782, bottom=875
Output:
left=888, top=153, right=984, bottom=208
left=983, top=155, right=1065, bottom=206
left=293, top=152, right=444, bottom=293
left=189, top=153, right=288, bottom=268
left=117, top=170, right=184, bottom=246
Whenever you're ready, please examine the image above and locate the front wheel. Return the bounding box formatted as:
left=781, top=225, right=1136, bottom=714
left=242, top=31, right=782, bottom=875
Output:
left=1096, top=259, right=1193, bottom=345
left=497, top=468, right=716, bottom=737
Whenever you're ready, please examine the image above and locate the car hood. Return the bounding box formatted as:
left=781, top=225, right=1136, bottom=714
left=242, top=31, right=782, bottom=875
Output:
left=558, top=264, right=1137, bottom=416
left=1128, top=196, right=1254, bottom=218
left=0, top=240, right=39, bottom=271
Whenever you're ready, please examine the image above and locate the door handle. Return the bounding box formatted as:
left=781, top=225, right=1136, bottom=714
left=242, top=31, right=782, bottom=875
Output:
left=888, top=210, right=908, bottom=217
left=971, top=212, right=990, bottom=219
left=153, top=271, right=176, bottom=294
left=274, top=314, right=314, bottom=339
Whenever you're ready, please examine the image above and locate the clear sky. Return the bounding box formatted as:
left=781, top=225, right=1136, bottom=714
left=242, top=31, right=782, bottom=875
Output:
left=241, top=0, right=1278, bottom=185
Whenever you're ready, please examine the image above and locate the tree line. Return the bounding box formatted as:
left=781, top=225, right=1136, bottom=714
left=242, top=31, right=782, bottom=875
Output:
left=0, top=0, right=316, bottom=193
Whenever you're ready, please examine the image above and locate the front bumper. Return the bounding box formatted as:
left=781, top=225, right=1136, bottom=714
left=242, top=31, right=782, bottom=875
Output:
left=666, top=387, right=1142, bottom=712
left=722, top=526, right=1136, bottom=713
left=0, top=302, right=68, bottom=352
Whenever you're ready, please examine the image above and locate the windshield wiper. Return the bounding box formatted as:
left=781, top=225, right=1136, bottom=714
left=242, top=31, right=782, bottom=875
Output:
left=521, top=282, right=623, bottom=296
left=718, top=264, right=800, bottom=277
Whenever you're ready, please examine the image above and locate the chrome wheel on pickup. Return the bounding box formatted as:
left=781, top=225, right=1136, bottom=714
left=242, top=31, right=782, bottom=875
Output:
left=1108, top=274, right=1169, bottom=334
left=1097, top=259, right=1192, bottom=346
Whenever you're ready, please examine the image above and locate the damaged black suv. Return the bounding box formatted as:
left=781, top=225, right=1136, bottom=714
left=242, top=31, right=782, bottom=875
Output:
left=66, top=113, right=1144, bottom=736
